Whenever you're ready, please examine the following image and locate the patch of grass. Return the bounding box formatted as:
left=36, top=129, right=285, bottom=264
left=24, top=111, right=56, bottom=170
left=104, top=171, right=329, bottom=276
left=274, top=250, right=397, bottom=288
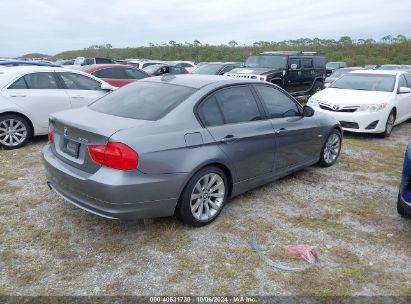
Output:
left=139, top=221, right=192, bottom=253
left=209, top=247, right=261, bottom=294
left=340, top=137, right=404, bottom=178
left=168, top=253, right=202, bottom=284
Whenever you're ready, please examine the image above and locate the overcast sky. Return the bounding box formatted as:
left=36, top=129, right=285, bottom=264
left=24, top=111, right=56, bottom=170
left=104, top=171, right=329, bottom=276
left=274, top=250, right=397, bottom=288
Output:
left=1, top=0, right=411, bottom=57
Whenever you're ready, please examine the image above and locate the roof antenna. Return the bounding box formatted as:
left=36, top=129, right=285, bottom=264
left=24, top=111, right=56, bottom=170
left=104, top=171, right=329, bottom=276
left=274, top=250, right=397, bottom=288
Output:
left=161, top=74, right=176, bottom=81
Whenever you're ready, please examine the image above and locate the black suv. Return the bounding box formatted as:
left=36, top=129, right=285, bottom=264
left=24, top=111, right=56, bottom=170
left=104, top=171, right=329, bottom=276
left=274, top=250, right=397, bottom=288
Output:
left=225, top=51, right=326, bottom=96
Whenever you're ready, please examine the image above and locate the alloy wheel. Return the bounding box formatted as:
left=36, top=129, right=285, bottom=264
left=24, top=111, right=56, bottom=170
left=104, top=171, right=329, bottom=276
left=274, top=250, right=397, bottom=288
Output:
left=190, top=173, right=225, bottom=221
left=323, top=133, right=340, bottom=164
left=0, top=119, right=27, bottom=147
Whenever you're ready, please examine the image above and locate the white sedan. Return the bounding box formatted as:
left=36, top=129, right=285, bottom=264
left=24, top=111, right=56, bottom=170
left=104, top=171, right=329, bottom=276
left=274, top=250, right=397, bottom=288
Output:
left=0, top=66, right=115, bottom=149
left=307, top=70, right=411, bottom=137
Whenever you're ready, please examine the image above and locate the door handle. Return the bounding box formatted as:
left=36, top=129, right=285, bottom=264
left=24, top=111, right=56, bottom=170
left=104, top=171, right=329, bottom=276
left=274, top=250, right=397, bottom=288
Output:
left=220, top=135, right=237, bottom=143
left=10, top=95, right=26, bottom=98
left=71, top=95, right=85, bottom=99
left=274, top=128, right=287, bottom=134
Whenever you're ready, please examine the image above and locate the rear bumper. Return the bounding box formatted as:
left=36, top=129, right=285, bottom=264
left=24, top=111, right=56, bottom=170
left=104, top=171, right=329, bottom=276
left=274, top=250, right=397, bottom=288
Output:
left=42, top=145, right=188, bottom=220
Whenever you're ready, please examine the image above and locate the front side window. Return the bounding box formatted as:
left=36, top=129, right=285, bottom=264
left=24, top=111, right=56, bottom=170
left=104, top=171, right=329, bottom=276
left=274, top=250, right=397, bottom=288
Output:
left=404, top=74, right=411, bottom=88
left=398, top=75, right=407, bottom=92
left=92, top=68, right=125, bottom=79
left=255, top=85, right=300, bottom=118
left=59, top=73, right=102, bottom=90
left=214, top=86, right=262, bottom=124
left=9, top=72, right=59, bottom=89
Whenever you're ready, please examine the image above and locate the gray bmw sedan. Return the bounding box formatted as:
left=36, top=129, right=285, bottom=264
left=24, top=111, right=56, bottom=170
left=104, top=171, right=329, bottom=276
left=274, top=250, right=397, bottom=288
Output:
left=43, top=74, right=342, bottom=226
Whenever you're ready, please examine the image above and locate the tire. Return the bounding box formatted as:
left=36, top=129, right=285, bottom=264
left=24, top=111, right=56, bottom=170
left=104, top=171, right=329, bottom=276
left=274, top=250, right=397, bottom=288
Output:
left=317, top=130, right=342, bottom=167
left=379, top=110, right=395, bottom=138
left=0, top=114, right=32, bottom=150
left=397, top=192, right=409, bottom=218
left=309, top=81, right=324, bottom=96
left=176, top=166, right=228, bottom=227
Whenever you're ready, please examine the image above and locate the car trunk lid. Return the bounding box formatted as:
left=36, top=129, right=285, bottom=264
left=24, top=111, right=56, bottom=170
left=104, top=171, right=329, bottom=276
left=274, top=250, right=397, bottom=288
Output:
left=49, top=107, right=152, bottom=174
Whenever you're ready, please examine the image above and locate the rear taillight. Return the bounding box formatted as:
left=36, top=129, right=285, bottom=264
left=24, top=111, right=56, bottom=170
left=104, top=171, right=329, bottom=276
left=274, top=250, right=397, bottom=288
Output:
left=48, top=125, right=53, bottom=143
left=88, top=142, right=138, bottom=171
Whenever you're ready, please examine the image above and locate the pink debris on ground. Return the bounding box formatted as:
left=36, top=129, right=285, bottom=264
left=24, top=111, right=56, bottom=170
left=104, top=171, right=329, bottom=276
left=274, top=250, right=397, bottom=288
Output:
left=286, top=244, right=319, bottom=264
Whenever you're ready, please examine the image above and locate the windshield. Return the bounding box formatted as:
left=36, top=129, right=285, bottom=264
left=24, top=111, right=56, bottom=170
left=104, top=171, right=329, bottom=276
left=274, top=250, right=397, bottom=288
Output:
left=330, top=74, right=395, bottom=92
left=245, top=55, right=287, bottom=69
left=329, top=69, right=346, bottom=78
left=192, top=64, right=224, bottom=74
left=90, top=81, right=196, bottom=120
left=143, top=65, right=164, bottom=74
left=326, top=62, right=341, bottom=69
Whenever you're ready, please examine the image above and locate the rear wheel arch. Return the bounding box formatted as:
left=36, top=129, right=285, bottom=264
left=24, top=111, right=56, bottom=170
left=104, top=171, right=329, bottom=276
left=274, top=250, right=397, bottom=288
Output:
left=174, top=162, right=234, bottom=213
left=0, top=111, right=34, bottom=138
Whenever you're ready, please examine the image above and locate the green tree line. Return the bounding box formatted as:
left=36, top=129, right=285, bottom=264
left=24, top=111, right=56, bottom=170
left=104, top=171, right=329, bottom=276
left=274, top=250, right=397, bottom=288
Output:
left=55, top=35, right=411, bottom=66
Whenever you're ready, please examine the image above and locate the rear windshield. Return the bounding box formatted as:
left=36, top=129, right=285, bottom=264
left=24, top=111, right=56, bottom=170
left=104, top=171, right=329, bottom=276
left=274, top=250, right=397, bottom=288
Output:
left=330, top=74, right=395, bottom=92
left=90, top=81, right=196, bottom=120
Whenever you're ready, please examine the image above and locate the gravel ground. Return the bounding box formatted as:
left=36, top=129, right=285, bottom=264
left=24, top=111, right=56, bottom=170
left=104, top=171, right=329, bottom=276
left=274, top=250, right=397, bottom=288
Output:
left=0, top=122, right=410, bottom=296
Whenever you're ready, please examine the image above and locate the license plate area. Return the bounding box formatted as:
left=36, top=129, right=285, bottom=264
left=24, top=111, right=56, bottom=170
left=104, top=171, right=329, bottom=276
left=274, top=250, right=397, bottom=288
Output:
left=63, top=139, right=80, bottom=158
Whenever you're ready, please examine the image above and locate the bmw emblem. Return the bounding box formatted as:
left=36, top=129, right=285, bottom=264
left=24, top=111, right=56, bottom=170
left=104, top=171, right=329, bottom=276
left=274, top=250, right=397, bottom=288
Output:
left=333, top=105, right=340, bottom=110
left=63, top=127, right=68, bottom=137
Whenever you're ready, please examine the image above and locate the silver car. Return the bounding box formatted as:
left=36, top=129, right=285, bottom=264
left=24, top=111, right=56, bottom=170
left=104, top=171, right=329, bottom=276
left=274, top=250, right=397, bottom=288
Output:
left=43, top=75, right=342, bottom=226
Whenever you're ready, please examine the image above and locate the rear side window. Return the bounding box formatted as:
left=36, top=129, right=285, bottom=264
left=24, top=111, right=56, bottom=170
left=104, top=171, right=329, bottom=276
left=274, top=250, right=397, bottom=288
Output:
left=59, top=73, right=102, bottom=90
left=198, top=96, right=224, bottom=126
left=303, top=58, right=313, bottom=69
left=9, top=72, right=59, bottom=89
left=215, top=86, right=261, bottom=124
left=90, top=82, right=196, bottom=120
left=9, top=77, right=28, bottom=89
left=92, top=68, right=125, bottom=79
left=254, top=85, right=300, bottom=118
left=289, top=58, right=301, bottom=69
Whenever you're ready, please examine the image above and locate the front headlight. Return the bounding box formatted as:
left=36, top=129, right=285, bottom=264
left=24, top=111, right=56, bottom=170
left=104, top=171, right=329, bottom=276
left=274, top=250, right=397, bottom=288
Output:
left=358, top=102, right=387, bottom=112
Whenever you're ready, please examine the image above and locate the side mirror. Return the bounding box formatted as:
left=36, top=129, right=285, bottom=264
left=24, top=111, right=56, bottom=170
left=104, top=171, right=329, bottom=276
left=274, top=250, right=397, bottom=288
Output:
left=290, top=64, right=298, bottom=70
left=398, top=87, right=411, bottom=94
left=101, top=83, right=114, bottom=91
left=324, top=82, right=331, bottom=88
left=303, top=105, right=315, bottom=117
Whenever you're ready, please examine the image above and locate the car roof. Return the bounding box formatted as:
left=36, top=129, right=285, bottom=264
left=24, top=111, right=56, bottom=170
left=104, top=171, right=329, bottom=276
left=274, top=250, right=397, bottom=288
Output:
left=350, top=70, right=403, bottom=76
left=139, top=74, right=259, bottom=89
